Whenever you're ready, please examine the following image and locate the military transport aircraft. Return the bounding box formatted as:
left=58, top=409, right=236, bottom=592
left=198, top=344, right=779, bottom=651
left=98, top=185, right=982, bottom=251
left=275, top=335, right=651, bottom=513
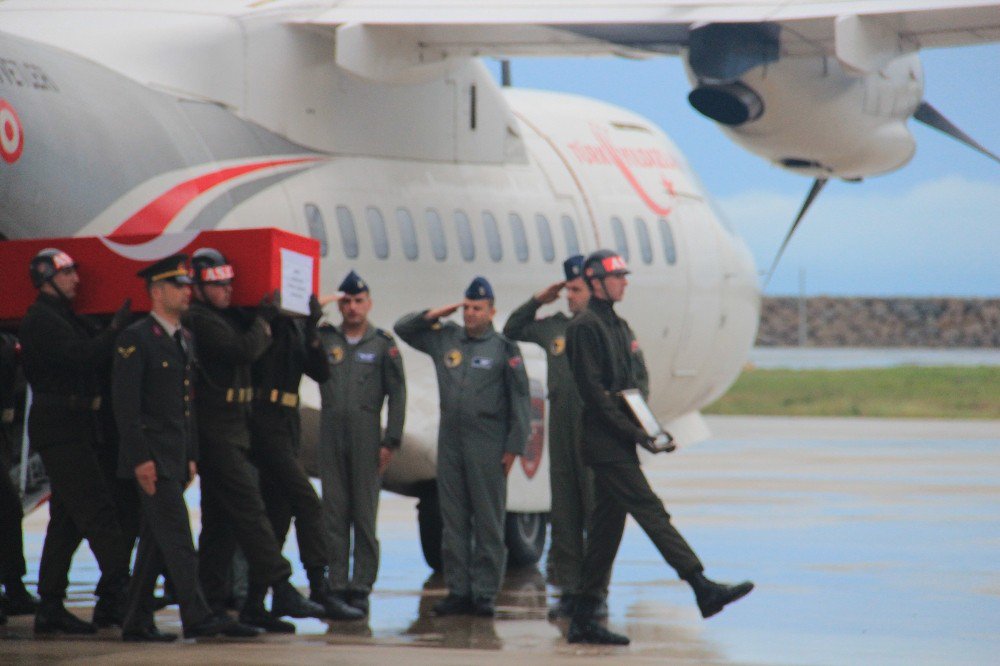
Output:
left=1, top=1, right=997, bottom=569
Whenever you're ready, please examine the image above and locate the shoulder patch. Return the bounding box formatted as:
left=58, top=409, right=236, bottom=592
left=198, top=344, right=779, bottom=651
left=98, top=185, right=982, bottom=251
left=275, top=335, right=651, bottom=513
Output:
left=631, top=339, right=641, bottom=353
left=117, top=345, right=136, bottom=359
left=508, top=355, right=523, bottom=369
left=388, top=346, right=400, bottom=359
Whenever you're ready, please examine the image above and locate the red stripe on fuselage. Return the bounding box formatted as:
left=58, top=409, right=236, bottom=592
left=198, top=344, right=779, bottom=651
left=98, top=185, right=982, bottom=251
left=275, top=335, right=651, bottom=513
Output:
left=108, top=157, right=321, bottom=238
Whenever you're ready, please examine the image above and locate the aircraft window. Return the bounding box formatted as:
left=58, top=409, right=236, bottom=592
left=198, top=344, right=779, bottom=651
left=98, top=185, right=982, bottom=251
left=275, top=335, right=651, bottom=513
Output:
left=535, top=214, right=555, bottom=262
left=561, top=215, right=580, bottom=256
left=454, top=210, right=476, bottom=261
left=634, top=216, right=653, bottom=264
left=509, top=213, right=529, bottom=262
left=482, top=212, right=503, bottom=262
left=304, top=204, right=328, bottom=257
left=366, top=206, right=390, bottom=259
left=611, top=216, right=630, bottom=262
left=396, top=208, right=419, bottom=260
left=658, top=217, right=677, bottom=265
left=336, top=205, right=359, bottom=259
left=425, top=209, right=448, bottom=261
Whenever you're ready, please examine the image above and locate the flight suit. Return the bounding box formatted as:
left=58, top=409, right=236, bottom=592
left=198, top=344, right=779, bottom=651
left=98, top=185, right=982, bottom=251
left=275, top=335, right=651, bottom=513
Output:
left=184, top=301, right=292, bottom=610
left=0, top=333, right=27, bottom=593
left=565, top=298, right=703, bottom=601
left=503, top=297, right=598, bottom=597
left=250, top=316, right=330, bottom=574
left=316, top=323, right=406, bottom=596
left=394, top=312, right=530, bottom=599
left=112, top=315, right=214, bottom=632
left=17, top=292, right=131, bottom=603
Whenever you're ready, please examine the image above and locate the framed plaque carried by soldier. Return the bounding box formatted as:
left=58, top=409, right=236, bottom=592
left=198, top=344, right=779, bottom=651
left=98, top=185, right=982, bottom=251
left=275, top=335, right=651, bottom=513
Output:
left=619, top=389, right=676, bottom=454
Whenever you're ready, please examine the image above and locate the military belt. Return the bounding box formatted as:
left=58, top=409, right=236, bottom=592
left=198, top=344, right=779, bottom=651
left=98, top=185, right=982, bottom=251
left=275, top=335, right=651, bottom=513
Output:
left=224, top=387, right=254, bottom=404
left=32, top=393, right=102, bottom=411
left=254, top=388, right=299, bottom=408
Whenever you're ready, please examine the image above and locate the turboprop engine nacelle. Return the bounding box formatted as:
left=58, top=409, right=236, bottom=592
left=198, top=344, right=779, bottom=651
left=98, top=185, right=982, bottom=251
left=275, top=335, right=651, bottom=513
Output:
left=684, top=24, right=924, bottom=180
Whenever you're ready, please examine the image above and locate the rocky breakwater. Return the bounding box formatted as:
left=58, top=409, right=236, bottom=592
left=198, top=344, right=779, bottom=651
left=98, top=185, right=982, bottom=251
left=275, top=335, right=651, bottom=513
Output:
left=757, top=297, right=1000, bottom=347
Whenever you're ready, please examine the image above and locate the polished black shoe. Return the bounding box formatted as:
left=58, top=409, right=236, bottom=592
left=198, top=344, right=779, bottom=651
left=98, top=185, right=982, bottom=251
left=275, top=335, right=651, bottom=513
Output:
left=92, top=592, right=126, bottom=628
left=123, top=625, right=178, bottom=642
left=184, top=612, right=263, bottom=639
left=547, top=593, right=576, bottom=620
left=432, top=594, right=473, bottom=616
left=3, top=579, right=40, bottom=616
left=472, top=596, right=496, bottom=617
left=346, top=591, right=370, bottom=616
left=314, top=592, right=365, bottom=621
left=34, top=600, right=98, bottom=635
left=686, top=573, right=754, bottom=619
left=272, top=580, right=325, bottom=619
left=567, top=618, right=630, bottom=645
left=240, top=607, right=296, bottom=633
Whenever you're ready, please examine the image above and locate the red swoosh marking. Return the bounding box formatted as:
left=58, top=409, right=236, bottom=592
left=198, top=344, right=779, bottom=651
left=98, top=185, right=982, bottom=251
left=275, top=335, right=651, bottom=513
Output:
left=109, top=157, right=322, bottom=238
left=593, top=128, right=673, bottom=217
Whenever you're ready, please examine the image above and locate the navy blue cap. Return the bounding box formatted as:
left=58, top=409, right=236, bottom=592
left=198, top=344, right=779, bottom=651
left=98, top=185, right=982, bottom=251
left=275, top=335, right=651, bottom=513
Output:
left=464, top=276, right=494, bottom=301
left=338, top=270, right=369, bottom=295
left=563, top=254, right=585, bottom=281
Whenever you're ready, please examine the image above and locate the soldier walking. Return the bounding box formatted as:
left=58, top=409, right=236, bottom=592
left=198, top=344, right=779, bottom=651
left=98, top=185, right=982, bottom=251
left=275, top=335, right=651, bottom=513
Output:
left=395, top=277, right=530, bottom=617
left=113, top=254, right=258, bottom=641
left=502, top=255, right=603, bottom=619
left=317, top=271, right=406, bottom=617
left=17, top=248, right=133, bottom=634
left=184, top=248, right=323, bottom=625
left=564, top=250, right=753, bottom=645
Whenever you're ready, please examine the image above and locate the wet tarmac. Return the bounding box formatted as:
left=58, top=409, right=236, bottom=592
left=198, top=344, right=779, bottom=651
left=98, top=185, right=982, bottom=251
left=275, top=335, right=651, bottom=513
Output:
left=2, top=415, right=998, bottom=665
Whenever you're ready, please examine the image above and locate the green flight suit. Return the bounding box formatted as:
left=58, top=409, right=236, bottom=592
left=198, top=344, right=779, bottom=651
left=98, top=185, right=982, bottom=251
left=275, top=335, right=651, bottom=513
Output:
left=565, top=298, right=703, bottom=601
left=503, top=297, right=598, bottom=597
left=394, top=312, right=530, bottom=600
left=316, top=323, right=406, bottom=595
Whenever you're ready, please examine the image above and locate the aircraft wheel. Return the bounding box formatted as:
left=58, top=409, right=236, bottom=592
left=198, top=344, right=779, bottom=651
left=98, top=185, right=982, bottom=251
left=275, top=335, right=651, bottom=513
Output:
left=416, top=483, right=443, bottom=572
left=505, top=512, right=548, bottom=568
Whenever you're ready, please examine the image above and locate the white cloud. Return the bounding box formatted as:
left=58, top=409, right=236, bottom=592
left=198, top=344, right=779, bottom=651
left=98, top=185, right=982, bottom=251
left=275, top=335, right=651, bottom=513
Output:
left=718, top=176, right=1000, bottom=296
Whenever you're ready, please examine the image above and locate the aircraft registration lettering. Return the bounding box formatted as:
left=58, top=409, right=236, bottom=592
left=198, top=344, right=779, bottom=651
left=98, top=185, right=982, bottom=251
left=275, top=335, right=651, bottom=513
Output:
left=0, top=59, right=58, bottom=92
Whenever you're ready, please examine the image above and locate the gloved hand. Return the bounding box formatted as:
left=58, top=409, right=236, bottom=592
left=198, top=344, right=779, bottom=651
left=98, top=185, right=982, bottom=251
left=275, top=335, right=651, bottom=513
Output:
left=110, top=298, right=132, bottom=331
left=306, top=294, right=323, bottom=333
left=258, top=290, right=281, bottom=323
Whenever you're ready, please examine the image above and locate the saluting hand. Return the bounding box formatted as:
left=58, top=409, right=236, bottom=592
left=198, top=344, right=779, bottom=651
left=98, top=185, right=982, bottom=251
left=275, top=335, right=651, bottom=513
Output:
left=425, top=302, right=462, bottom=320
left=318, top=292, right=345, bottom=307
left=135, top=460, right=157, bottom=496
left=502, top=452, right=517, bottom=477
left=534, top=281, right=565, bottom=305
left=110, top=298, right=133, bottom=331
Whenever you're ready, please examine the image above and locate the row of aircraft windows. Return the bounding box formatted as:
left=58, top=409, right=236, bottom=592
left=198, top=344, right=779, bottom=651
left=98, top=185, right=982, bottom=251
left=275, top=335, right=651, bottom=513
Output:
left=304, top=204, right=678, bottom=267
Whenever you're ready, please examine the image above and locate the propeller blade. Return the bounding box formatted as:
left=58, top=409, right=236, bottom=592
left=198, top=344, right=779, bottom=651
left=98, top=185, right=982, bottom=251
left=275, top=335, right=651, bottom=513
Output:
left=763, top=178, right=828, bottom=288
left=913, top=101, right=999, bottom=164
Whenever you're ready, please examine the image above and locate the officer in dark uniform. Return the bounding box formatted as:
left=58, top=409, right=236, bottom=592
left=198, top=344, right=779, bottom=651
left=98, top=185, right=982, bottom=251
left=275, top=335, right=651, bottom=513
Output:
left=0, top=331, right=39, bottom=622
left=317, top=270, right=406, bottom=616
left=17, top=248, right=133, bottom=634
left=395, top=276, right=531, bottom=617
left=565, top=249, right=754, bottom=645
left=503, top=255, right=604, bottom=619
left=184, top=248, right=323, bottom=623
left=247, top=291, right=364, bottom=629
left=113, top=254, right=258, bottom=641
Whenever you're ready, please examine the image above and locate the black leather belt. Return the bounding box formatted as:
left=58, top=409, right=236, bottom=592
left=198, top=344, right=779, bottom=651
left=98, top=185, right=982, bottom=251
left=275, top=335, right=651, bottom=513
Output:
left=32, top=393, right=102, bottom=411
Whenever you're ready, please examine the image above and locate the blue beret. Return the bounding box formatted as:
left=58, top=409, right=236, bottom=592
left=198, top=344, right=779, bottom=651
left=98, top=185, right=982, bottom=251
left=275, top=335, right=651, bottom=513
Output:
left=338, top=270, right=369, bottom=295
left=464, top=276, right=494, bottom=301
left=563, top=254, right=585, bottom=281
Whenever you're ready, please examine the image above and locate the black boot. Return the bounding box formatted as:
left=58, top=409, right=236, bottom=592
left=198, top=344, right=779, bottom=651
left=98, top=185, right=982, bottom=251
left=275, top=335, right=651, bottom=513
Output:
left=346, top=590, right=370, bottom=616
left=3, top=577, right=40, bottom=615
left=270, top=579, right=326, bottom=619
left=432, top=593, right=472, bottom=616
left=34, top=598, right=97, bottom=635
left=567, top=595, right=629, bottom=645
left=93, top=589, right=127, bottom=628
left=239, top=585, right=295, bottom=633
left=548, top=593, right=576, bottom=620
left=306, top=569, right=363, bottom=621
left=685, top=572, right=754, bottom=619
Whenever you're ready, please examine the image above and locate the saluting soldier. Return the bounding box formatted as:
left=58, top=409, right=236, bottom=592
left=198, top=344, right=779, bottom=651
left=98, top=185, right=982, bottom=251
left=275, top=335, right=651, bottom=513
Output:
left=247, top=292, right=364, bottom=629
left=0, top=331, right=39, bottom=623
left=317, top=271, right=406, bottom=617
left=395, top=276, right=530, bottom=617
left=18, top=248, right=133, bottom=634
left=564, top=250, right=753, bottom=645
left=113, top=254, right=258, bottom=641
left=503, top=255, right=604, bottom=619
left=185, top=248, right=324, bottom=624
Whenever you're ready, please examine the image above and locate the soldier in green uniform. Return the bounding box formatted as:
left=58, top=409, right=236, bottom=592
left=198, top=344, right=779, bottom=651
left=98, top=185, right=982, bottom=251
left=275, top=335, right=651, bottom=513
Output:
left=565, top=249, right=753, bottom=645
left=113, top=254, right=258, bottom=641
left=18, top=248, right=133, bottom=634
left=503, top=255, right=604, bottom=619
left=247, top=292, right=364, bottom=628
left=185, top=248, right=323, bottom=624
left=317, top=270, right=406, bottom=616
left=395, top=276, right=530, bottom=617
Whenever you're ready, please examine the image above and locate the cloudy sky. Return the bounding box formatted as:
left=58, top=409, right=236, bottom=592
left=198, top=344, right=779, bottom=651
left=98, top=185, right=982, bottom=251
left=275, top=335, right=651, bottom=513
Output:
left=493, top=44, right=999, bottom=297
